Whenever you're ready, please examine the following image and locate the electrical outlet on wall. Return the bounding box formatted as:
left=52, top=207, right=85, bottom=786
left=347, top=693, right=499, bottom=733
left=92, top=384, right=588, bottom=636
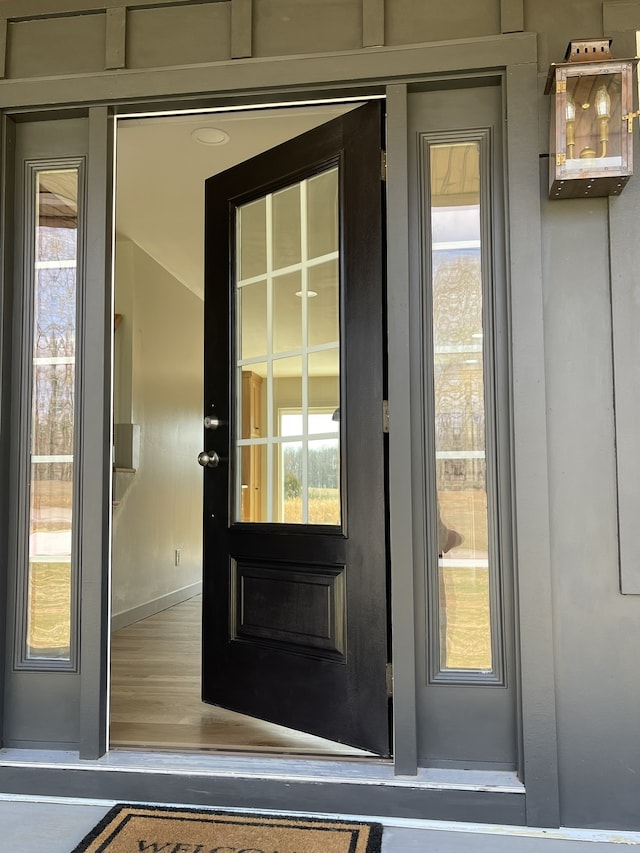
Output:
left=175, top=548, right=181, bottom=567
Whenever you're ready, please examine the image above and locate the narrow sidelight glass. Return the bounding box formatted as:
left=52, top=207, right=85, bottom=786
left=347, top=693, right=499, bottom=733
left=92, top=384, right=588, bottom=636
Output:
left=428, top=140, right=494, bottom=674
left=23, top=167, right=81, bottom=664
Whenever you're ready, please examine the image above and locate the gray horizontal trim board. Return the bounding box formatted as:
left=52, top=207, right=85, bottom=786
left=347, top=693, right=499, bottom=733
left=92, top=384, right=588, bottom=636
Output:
left=0, top=32, right=537, bottom=109
left=0, top=766, right=525, bottom=824
left=111, top=582, right=203, bottom=631
left=0, top=0, right=228, bottom=21
left=0, top=750, right=524, bottom=788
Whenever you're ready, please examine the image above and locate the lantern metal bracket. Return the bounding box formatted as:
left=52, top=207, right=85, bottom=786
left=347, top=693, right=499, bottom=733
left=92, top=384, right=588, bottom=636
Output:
left=622, top=110, right=640, bottom=133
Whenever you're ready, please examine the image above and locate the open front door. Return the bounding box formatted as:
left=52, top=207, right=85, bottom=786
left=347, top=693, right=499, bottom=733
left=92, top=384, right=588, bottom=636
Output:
left=201, top=102, right=389, bottom=755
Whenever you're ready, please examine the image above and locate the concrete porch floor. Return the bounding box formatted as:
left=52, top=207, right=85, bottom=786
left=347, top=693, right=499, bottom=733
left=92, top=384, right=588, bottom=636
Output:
left=2, top=796, right=640, bottom=853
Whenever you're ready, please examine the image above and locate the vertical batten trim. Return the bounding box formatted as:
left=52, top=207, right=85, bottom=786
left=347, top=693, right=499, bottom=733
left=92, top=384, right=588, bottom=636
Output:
left=611, top=26, right=640, bottom=588
left=505, top=63, right=560, bottom=826
left=105, top=6, right=126, bottom=71
left=610, top=130, right=640, bottom=592
left=0, top=18, right=7, bottom=79
left=0, top=116, right=17, bottom=745
left=363, top=0, right=384, bottom=48
left=231, top=0, right=252, bottom=59
left=385, top=83, right=418, bottom=775
left=501, top=0, right=524, bottom=34
left=79, top=106, right=113, bottom=760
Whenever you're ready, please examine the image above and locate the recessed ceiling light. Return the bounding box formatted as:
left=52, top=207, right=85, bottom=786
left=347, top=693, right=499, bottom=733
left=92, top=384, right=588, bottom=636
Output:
left=191, top=127, right=230, bottom=146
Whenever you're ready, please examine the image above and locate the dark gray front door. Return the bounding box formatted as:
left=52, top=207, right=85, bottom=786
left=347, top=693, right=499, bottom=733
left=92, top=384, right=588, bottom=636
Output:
left=200, top=103, right=391, bottom=755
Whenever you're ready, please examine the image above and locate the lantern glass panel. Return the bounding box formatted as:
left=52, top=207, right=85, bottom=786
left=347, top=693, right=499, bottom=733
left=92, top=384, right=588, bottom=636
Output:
left=564, top=71, right=622, bottom=171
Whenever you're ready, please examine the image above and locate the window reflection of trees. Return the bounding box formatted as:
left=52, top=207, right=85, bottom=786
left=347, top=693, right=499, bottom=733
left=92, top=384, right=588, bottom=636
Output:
left=32, top=224, right=77, bottom=483
left=433, top=250, right=485, bottom=492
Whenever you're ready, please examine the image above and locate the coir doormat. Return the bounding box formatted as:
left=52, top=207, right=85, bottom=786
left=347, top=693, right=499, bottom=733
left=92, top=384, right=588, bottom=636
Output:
left=71, top=804, right=383, bottom=853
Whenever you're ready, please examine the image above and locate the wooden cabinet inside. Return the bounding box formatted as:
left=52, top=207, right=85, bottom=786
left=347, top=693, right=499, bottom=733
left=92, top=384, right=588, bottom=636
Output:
left=241, top=370, right=263, bottom=521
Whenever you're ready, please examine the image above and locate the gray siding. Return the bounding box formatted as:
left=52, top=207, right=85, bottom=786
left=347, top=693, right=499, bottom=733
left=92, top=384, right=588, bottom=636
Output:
left=539, top=117, right=640, bottom=833
left=252, top=0, right=362, bottom=56
left=6, top=15, right=106, bottom=79
left=386, top=0, right=500, bottom=45
left=126, top=3, right=231, bottom=68
left=530, top=3, right=640, bottom=828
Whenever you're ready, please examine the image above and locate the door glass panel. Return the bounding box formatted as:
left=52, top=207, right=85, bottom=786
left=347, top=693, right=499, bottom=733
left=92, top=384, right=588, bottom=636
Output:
left=308, top=259, right=339, bottom=347
left=307, top=168, right=339, bottom=259
left=307, top=436, right=340, bottom=525
left=239, top=364, right=266, bottom=440
left=239, top=443, right=266, bottom=523
left=240, top=280, right=267, bottom=359
left=238, top=197, right=267, bottom=279
left=24, top=167, right=80, bottom=664
left=280, top=440, right=303, bottom=523
left=308, top=349, right=340, bottom=414
left=273, top=271, right=302, bottom=353
left=272, top=183, right=301, bottom=270
left=273, top=357, right=302, bottom=437
left=429, top=141, right=492, bottom=673
left=234, top=166, right=341, bottom=525
left=237, top=365, right=266, bottom=522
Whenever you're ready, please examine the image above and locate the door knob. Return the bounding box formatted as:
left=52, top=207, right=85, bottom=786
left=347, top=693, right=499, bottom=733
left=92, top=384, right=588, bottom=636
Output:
left=204, top=416, right=220, bottom=430
left=198, top=450, right=220, bottom=468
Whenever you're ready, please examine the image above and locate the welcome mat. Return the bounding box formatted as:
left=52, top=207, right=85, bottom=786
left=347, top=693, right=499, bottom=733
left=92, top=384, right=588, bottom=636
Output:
left=71, top=804, right=383, bottom=853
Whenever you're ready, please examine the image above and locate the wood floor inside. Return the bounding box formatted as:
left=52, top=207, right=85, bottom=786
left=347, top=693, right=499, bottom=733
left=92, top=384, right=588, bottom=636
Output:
left=110, top=595, right=370, bottom=756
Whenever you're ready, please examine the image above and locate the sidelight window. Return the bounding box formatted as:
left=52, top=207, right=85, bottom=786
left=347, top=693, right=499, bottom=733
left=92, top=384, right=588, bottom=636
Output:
left=424, top=134, right=504, bottom=683
left=16, top=162, right=83, bottom=668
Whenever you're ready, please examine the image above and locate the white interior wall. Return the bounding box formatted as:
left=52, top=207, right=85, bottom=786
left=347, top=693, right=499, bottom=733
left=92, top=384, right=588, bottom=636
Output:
left=111, top=237, right=203, bottom=625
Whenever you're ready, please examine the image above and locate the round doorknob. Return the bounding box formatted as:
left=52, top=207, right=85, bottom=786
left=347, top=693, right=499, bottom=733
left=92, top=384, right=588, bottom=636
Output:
left=198, top=450, right=220, bottom=468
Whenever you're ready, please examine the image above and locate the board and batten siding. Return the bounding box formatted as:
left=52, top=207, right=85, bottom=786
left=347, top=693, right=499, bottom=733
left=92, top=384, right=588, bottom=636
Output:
left=0, top=0, right=516, bottom=79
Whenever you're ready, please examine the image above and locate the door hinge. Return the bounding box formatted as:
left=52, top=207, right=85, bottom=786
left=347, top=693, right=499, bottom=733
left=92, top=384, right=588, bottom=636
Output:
left=381, top=150, right=387, bottom=181
left=386, top=662, right=393, bottom=697
left=382, top=399, right=390, bottom=433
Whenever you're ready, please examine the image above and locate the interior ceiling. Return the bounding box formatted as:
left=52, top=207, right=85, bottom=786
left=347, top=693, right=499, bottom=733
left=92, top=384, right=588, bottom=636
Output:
left=115, top=104, right=356, bottom=300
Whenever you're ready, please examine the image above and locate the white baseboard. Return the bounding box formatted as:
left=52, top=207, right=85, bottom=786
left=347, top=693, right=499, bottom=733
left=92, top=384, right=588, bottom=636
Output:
left=111, top=581, right=202, bottom=631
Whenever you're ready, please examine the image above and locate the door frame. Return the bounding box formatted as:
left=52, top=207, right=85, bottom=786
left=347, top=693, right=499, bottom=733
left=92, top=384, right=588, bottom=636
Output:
left=0, top=30, right=560, bottom=826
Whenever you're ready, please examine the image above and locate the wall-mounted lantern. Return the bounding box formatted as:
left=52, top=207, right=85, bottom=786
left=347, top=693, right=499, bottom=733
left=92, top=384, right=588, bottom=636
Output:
left=545, top=39, right=637, bottom=199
